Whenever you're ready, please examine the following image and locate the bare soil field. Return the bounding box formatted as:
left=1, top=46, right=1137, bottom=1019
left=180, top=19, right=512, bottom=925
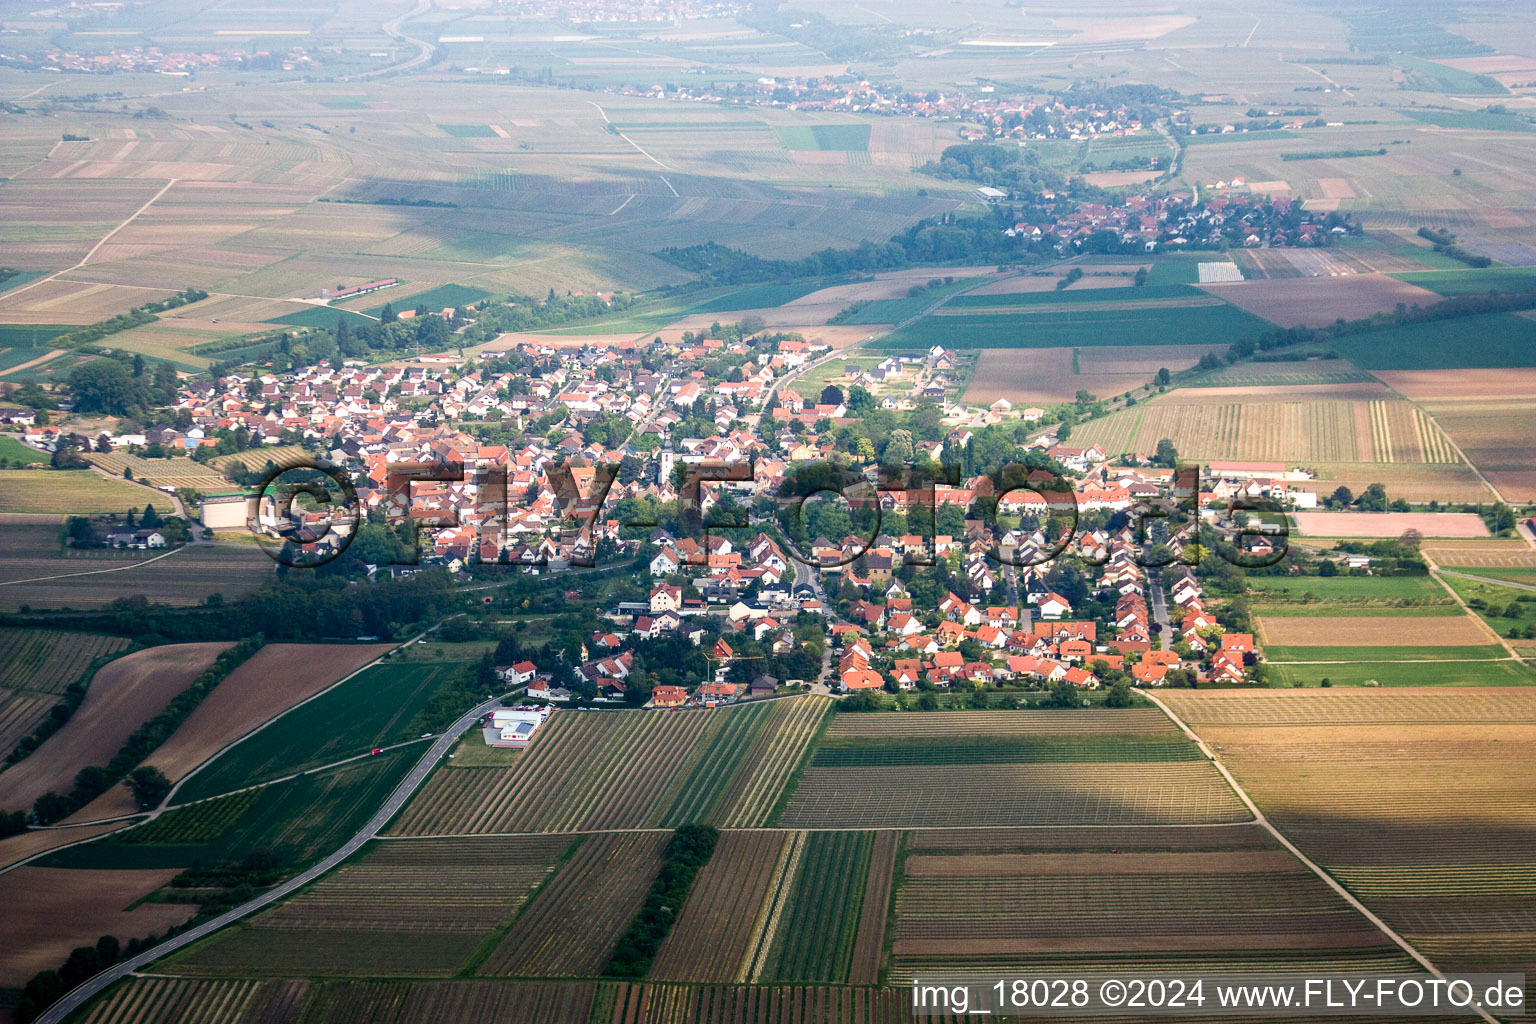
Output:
left=1291, top=511, right=1490, bottom=537
left=66, top=643, right=393, bottom=821
left=1258, top=614, right=1492, bottom=647
left=0, top=867, right=196, bottom=986
left=1200, top=274, right=1443, bottom=328
left=1376, top=368, right=1536, bottom=402
left=0, top=643, right=231, bottom=813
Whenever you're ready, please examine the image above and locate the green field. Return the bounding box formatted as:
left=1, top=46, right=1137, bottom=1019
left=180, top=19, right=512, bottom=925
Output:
left=0, top=469, right=154, bottom=513
left=759, top=830, right=871, bottom=983
left=875, top=302, right=1275, bottom=350
left=1264, top=644, right=1508, bottom=662
left=692, top=280, right=831, bottom=313
left=41, top=750, right=415, bottom=870
left=0, top=434, right=41, bottom=464
left=173, top=661, right=459, bottom=802
left=1399, top=108, right=1534, bottom=131
left=774, top=124, right=871, bottom=151
left=833, top=278, right=984, bottom=325
left=264, top=306, right=377, bottom=329
left=1330, top=312, right=1536, bottom=369
left=946, top=283, right=1201, bottom=308
left=440, top=123, right=498, bottom=137
left=1390, top=267, right=1536, bottom=296
left=0, top=326, right=69, bottom=349
left=1181, top=130, right=1299, bottom=147
left=1244, top=575, right=1453, bottom=603
left=1274, top=659, right=1535, bottom=687
left=363, top=283, right=490, bottom=316
left=1441, top=575, right=1536, bottom=641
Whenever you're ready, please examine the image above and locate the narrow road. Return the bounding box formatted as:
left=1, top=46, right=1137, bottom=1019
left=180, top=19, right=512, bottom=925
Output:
left=1440, top=568, right=1536, bottom=593
left=1137, top=688, right=1503, bottom=1024
left=589, top=100, right=675, bottom=172
left=30, top=691, right=511, bottom=1024
left=0, top=546, right=183, bottom=589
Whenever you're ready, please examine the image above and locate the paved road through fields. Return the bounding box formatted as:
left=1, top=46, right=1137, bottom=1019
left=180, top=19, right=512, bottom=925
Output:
left=31, top=692, right=511, bottom=1024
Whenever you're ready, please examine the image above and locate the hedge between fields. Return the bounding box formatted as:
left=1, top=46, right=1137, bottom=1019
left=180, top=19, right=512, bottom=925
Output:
left=604, top=824, right=720, bottom=978
left=24, top=636, right=266, bottom=824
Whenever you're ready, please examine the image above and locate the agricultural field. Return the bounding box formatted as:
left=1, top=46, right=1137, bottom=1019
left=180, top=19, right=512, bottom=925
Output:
left=390, top=696, right=830, bottom=835
left=876, top=299, right=1275, bottom=351
left=0, top=628, right=129, bottom=751
left=774, top=709, right=1249, bottom=828
left=68, top=643, right=392, bottom=820
left=476, top=831, right=668, bottom=978
left=1197, top=274, right=1444, bottom=329
left=1244, top=574, right=1458, bottom=617
left=1272, top=658, right=1536, bottom=688
left=1257, top=614, right=1493, bottom=649
left=48, top=750, right=418, bottom=872
left=0, top=540, right=274, bottom=612
left=649, top=829, right=788, bottom=983
left=1376, top=368, right=1536, bottom=502
left=208, top=445, right=311, bottom=474
left=74, top=977, right=948, bottom=1024
left=87, top=453, right=230, bottom=492
left=962, top=344, right=1223, bottom=407
left=889, top=825, right=1408, bottom=984
left=158, top=836, right=572, bottom=978
left=773, top=124, right=872, bottom=152
left=1290, top=512, right=1488, bottom=537
left=750, top=830, right=882, bottom=984
left=1161, top=688, right=1536, bottom=978
left=1071, top=382, right=1490, bottom=500
left=0, top=469, right=156, bottom=514
left=173, top=660, right=458, bottom=803
left=0, top=642, right=231, bottom=815
left=1330, top=312, right=1536, bottom=370
left=1440, top=573, right=1536, bottom=655
left=0, top=867, right=197, bottom=987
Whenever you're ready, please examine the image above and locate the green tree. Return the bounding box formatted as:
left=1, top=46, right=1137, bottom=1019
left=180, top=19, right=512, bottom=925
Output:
left=126, top=765, right=171, bottom=808
left=67, top=359, right=140, bottom=415
left=1104, top=680, right=1135, bottom=707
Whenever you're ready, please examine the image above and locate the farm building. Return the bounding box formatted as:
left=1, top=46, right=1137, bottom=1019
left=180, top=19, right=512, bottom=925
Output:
left=200, top=493, right=251, bottom=530
left=485, top=707, right=545, bottom=747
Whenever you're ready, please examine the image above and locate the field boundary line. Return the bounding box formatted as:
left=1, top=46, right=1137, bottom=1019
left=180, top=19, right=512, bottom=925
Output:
left=1422, top=552, right=1522, bottom=659
left=587, top=100, right=675, bottom=172
left=0, top=546, right=183, bottom=587
left=2, top=179, right=179, bottom=303
left=1138, top=688, right=1502, bottom=1024
left=27, top=689, right=514, bottom=1024
left=161, top=627, right=445, bottom=807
